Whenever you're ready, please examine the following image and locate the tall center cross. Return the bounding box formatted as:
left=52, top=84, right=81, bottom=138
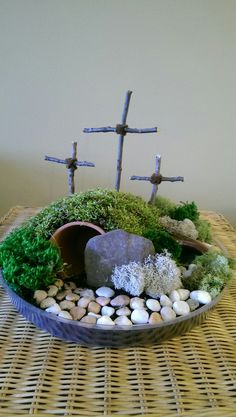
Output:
left=83, top=90, right=158, bottom=191
left=130, top=155, right=184, bottom=205
left=45, top=141, right=95, bottom=194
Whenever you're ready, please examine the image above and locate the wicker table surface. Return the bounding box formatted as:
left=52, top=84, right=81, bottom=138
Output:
left=0, top=206, right=236, bottom=417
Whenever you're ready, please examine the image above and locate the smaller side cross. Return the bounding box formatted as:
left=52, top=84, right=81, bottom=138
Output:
left=45, top=141, right=95, bottom=194
left=130, top=155, right=184, bottom=205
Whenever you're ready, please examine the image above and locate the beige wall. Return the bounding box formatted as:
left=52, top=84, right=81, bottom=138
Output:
left=1, top=0, right=235, bottom=226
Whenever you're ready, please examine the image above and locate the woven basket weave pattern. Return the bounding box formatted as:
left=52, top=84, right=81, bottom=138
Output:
left=0, top=206, right=236, bottom=416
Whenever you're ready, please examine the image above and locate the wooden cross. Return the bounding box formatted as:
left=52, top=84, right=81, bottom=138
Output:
left=130, top=155, right=184, bottom=205
left=83, top=90, right=158, bottom=191
left=45, top=141, right=95, bottom=194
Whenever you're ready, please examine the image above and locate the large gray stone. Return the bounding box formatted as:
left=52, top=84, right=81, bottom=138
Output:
left=85, top=229, right=155, bottom=287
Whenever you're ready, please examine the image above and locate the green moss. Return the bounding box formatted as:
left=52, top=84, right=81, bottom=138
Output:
left=170, top=201, right=199, bottom=222
left=195, top=218, right=212, bottom=243
left=0, top=225, right=63, bottom=292
left=153, top=195, right=176, bottom=216
left=182, top=249, right=234, bottom=297
left=29, top=188, right=160, bottom=239
left=143, top=229, right=182, bottom=261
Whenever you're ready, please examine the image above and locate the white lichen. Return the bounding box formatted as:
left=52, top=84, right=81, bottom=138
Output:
left=111, top=261, right=146, bottom=296
left=111, top=252, right=182, bottom=298
left=144, top=252, right=182, bottom=298
left=159, top=216, right=198, bottom=240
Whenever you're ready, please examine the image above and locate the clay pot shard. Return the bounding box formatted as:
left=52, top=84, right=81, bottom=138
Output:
left=50, top=221, right=105, bottom=277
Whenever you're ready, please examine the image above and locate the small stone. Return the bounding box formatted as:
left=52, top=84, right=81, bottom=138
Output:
left=160, top=306, right=176, bottom=322
left=149, top=312, right=163, bottom=324
left=88, top=312, right=101, bottom=319
left=74, top=287, right=84, bottom=295
left=40, top=297, right=56, bottom=309
left=96, top=287, right=115, bottom=298
left=45, top=303, right=61, bottom=314
left=34, top=290, right=47, bottom=304
left=189, top=264, right=197, bottom=271
left=77, top=297, right=91, bottom=308
left=65, top=293, right=80, bottom=302
left=130, top=297, right=145, bottom=310
left=96, top=316, right=115, bottom=326
left=47, top=285, right=58, bottom=297
left=160, top=294, right=173, bottom=307
left=173, top=301, right=190, bottom=316
left=54, top=279, right=64, bottom=289
left=177, top=289, right=190, bottom=301
left=146, top=299, right=161, bottom=312
left=169, top=290, right=181, bottom=302
left=70, top=306, right=86, bottom=320
left=56, top=289, right=71, bottom=301
left=80, top=315, right=97, bottom=324
left=110, top=295, right=130, bottom=307
left=190, top=290, right=212, bottom=304
left=131, top=309, right=149, bottom=324
left=183, top=269, right=193, bottom=278
left=96, top=296, right=110, bottom=306
left=114, top=316, right=133, bottom=326
left=58, top=311, right=73, bottom=320
left=186, top=298, right=199, bottom=311
left=64, top=281, right=77, bottom=290
left=101, top=306, right=115, bottom=317
left=88, top=301, right=101, bottom=314
left=116, top=307, right=131, bottom=316
left=59, top=300, right=75, bottom=311
left=79, top=289, right=95, bottom=299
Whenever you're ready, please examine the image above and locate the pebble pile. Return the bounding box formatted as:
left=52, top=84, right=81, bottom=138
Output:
left=34, top=280, right=212, bottom=326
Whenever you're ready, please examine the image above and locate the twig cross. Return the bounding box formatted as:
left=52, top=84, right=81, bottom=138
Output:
left=45, top=141, right=95, bottom=194
left=130, top=155, right=184, bottom=205
left=83, top=90, right=158, bottom=191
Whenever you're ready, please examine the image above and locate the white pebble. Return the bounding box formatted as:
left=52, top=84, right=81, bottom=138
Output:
left=110, top=295, right=130, bottom=307
left=101, top=306, right=115, bottom=317
left=114, top=316, right=133, bottom=326
left=34, top=290, right=47, bottom=304
left=116, top=307, right=131, bottom=316
left=149, top=312, right=163, bottom=324
left=45, top=303, right=61, bottom=314
left=65, top=293, right=80, bottom=302
left=169, top=290, right=181, bottom=302
left=190, top=290, right=212, bottom=304
left=130, top=297, right=145, bottom=310
left=80, top=289, right=95, bottom=299
left=88, top=312, right=101, bottom=319
left=160, top=294, right=172, bottom=307
left=187, top=298, right=199, bottom=311
left=40, top=297, right=56, bottom=309
left=96, top=286, right=115, bottom=298
left=77, top=297, right=91, bottom=308
left=173, top=301, right=190, bottom=316
left=59, top=300, right=75, bottom=311
left=96, top=316, right=115, bottom=326
left=146, top=299, right=161, bottom=312
left=160, top=306, right=176, bottom=322
left=47, top=285, right=58, bottom=297
left=64, top=281, right=77, bottom=290
left=177, top=289, right=190, bottom=301
left=58, top=311, right=73, bottom=320
left=131, top=309, right=149, bottom=324
left=80, top=315, right=97, bottom=324
left=96, top=296, right=110, bottom=306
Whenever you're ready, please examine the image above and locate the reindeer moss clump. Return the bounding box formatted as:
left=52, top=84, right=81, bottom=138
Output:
left=29, top=188, right=160, bottom=239
left=0, top=225, right=62, bottom=293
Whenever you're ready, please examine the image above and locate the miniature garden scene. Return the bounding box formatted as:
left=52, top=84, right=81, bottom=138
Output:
left=0, top=91, right=234, bottom=344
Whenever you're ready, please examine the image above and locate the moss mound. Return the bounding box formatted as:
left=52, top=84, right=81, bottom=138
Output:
left=29, top=188, right=160, bottom=238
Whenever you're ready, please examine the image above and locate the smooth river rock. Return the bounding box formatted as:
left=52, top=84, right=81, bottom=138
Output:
left=190, top=290, right=212, bottom=304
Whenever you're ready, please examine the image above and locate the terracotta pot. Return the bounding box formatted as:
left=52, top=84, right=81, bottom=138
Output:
left=50, top=221, right=105, bottom=277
